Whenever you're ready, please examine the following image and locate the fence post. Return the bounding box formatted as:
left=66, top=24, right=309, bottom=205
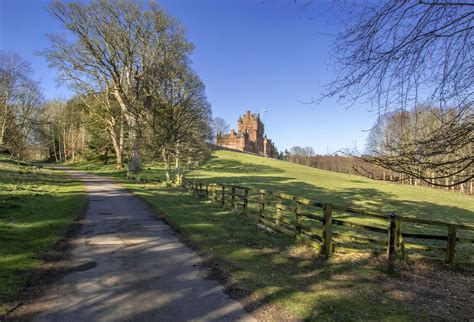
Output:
left=231, top=187, right=236, bottom=209
left=322, top=203, right=333, bottom=257
left=259, top=191, right=265, bottom=221
left=295, top=199, right=302, bottom=241
left=221, top=185, right=225, bottom=207
left=205, top=184, right=209, bottom=199
left=388, top=212, right=396, bottom=273
left=212, top=184, right=217, bottom=202
left=395, top=217, right=406, bottom=259
left=446, top=224, right=457, bottom=264
left=243, top=188, right=249, bottom=215
left=199, top=183, right=203, bottom=198
left=276, top=194, right=282, bottom=226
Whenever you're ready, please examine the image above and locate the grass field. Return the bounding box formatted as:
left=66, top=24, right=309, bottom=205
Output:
left=73, top=151, right=474, bottom=259
left=0, top=156, right=85, bottom=315
left=189, top=151, right=473, bottom=224
left=70, top=151, right=474, bottom=320
left=185, top=151, right=474, bottom=261
left=75, top=150, right=474, bottom=222
left=123, top=181, right=423, bottom=320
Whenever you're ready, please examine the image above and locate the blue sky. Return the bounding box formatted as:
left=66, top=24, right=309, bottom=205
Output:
left=0, top=0, right=377, bottom=154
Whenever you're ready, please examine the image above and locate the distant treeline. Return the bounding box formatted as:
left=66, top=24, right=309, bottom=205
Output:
left=278, top=147, right=472, bottom=194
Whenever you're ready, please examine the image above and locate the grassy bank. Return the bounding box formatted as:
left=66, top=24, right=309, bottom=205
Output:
left=0, top=156, right=85, bottom=315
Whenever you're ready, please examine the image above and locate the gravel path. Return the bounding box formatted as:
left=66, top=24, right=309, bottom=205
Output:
left=31, top=171, right=254, bottom=321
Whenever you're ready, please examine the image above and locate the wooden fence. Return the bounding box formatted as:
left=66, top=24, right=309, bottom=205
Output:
left=180, top=179, right=474, bottom=267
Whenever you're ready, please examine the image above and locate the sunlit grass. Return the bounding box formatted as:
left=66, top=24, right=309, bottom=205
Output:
left=71, top=151, right=473, bottom=319
left=0, top=155, right=85, bottom=315
left=121, top=181, right=417, bottom=321
left=186, top=152, right=474, bottom=262
left=73, top=151, right=474, bottom=261
left=188, top=151, right=473, bottom=223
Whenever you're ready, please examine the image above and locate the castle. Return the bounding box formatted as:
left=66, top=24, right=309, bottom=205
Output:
left=216, top=111, right=276, bottom=157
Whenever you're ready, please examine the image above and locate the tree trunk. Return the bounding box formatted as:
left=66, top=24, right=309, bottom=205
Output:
left=0, top=115, right=7, bottom=148
left=118, top=111, right=125, bottom=168
left=113, top=89, right=141, bottom=173
left=0, top=97, right=9, bottom=149
left=108, top=125, right=123, bottom=169
left=110, top=132, right=123, bottom=168
left=51, top=125, right=58, bottom=162
left=162, top=147, right=171, bottom=181
left=128, top=126, right=141, bottom=174
left=63, top=127, right=67, bottom=161
left=58, top=129, right=63, bottom=161
left=175, top=144, right=180, bottom=169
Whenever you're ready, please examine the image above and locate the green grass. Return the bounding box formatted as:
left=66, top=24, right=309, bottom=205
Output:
left=72, top=151, right=474, bottom=260
left=122, top=181, right=418, bottom=321
left=186, top=151, right=474, bottom=261
left=69, top=152, right=474, bottom=320
left=189, top=151, right=473, bottom=224
left=0, top=156, right=85, bottom=315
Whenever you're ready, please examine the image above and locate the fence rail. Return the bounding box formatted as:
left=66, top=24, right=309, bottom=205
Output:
left=179, top=179, right=474, bottom=267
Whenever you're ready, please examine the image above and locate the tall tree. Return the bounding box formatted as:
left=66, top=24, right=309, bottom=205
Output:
left=145, top=59, right=212, bottom=181
left=0, top=52, right=43, bottom=160
left=43, top=0, right=192, bottom=173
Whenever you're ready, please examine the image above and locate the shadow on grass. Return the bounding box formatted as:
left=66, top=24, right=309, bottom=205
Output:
left=187, top=157, right=473, bottom=224
left=5, top=182, right=412, bottom=320
left=126, top=183, right=473, bottom=320
left=5, top=170, right=472, bottom=321
left=0, top=161, right=86, bottom=315
left=198, top=156, right=285, bottom=175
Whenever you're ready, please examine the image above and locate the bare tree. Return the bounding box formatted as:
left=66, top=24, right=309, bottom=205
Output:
left=320, top=1, right=473, bottom=187
left=43, top=0, right=191, bottom=173
left=0, top=52, right=43, bottom=160
left=363, top=105, right=472, bottom=187
left=212, top=117, right=229, bottom=142
left=78, top=92, right=126, bottom=168
left=145, top=58, right=212, bottom=181
left=303, top=146, right=315, bottom=157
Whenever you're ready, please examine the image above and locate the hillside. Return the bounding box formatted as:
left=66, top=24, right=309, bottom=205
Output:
left=188, top=150, right=474, bottom=224
left=66, top=150, right=474, bottom=320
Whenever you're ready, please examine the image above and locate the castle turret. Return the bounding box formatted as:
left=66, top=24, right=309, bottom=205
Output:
left=216, top=110, right=276, bottom=157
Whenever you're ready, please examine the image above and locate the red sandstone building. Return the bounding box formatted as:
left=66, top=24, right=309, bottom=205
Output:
left=216, top=111, right=276, bottom=157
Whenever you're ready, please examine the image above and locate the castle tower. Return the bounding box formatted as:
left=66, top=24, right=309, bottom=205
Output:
left=216, top=110, right=275, bottom=157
